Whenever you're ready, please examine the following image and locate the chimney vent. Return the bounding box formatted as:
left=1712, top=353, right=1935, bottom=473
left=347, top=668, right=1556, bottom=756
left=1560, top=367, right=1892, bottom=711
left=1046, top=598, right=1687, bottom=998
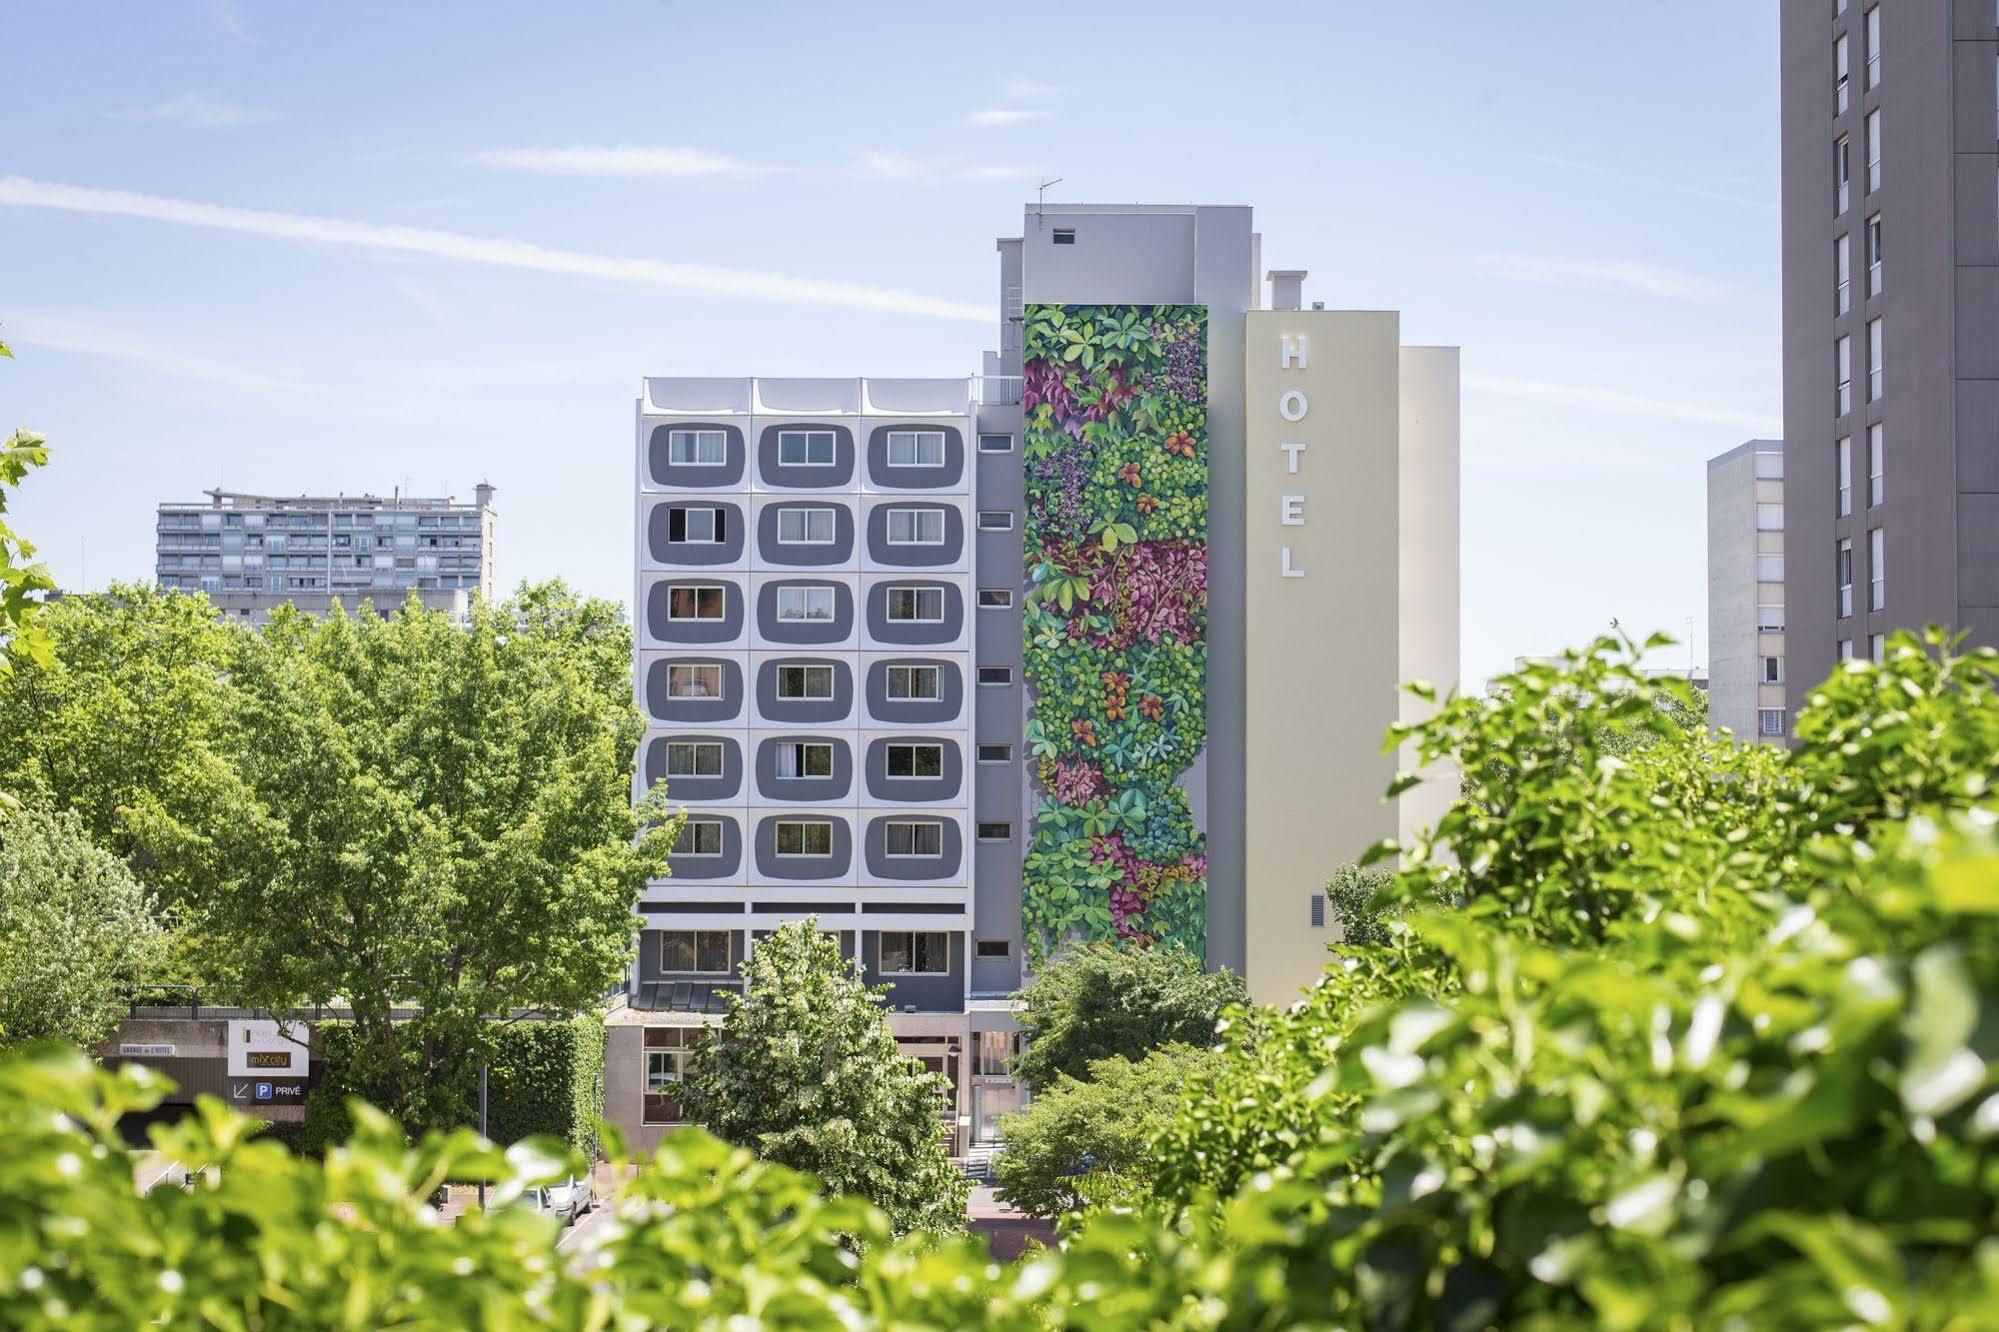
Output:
left=1266, top=269, right=1307, bottom=311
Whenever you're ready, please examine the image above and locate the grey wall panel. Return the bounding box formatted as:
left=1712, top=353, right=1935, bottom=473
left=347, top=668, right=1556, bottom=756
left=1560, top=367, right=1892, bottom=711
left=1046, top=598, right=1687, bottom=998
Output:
left=865, top=503, right=964, bottom=566
left=644, top=657, right=745, bottom=723
left=753, top=735, right=855, bottom=802
left=756, top=503, right=855, bottom=566
left=864, top=424, right=965, bottom=490
left=861, top=931, right=965, bottom=1011
left=645, top=579, right=744, bottom=644
left=646, top=501, right=746, bottom=565
left=864, top=658, right=964, bottom=725
left=864, top=580, right=964, bottom=644
left=863, top=736, right=963, bottom=802
left=755, top=579, right=854, bottom=644
left=751, top=815, right=854, bottom=879
left=861, top=815, right=963, bottom=879
left=641, top=734, right=744, bottom=802
left=755, top=657, right=854, bottom=724
left=757, top=424, right=856, bottom=488
left=666, top=814, right=742, bottom=880
left=646, top=422, right=746, bottom=490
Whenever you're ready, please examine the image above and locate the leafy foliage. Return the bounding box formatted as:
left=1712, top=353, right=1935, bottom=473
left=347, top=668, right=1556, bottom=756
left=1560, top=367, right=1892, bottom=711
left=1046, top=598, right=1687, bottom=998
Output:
left=0, top=804, right=164, bottom=1049
left=1022, top=304, right=1210, bottom=960
left=993, top=1043, right=1222, bottom=1220
left=0, top=340, right=57, bottom=678
left=1010, top=941, right=1244, bottom=1090
left=679, top=919, right=970, bottom=1235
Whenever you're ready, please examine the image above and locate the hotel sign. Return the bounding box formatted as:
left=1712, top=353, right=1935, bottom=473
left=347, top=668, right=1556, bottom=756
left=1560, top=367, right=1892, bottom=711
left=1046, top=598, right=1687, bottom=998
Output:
left=1276, top=334, right=1311, bottom=579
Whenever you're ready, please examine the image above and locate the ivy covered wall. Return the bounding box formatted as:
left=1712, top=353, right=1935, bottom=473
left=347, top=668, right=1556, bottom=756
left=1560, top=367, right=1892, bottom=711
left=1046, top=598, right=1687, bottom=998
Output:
left=1020, top=304, right=1209, bottom=964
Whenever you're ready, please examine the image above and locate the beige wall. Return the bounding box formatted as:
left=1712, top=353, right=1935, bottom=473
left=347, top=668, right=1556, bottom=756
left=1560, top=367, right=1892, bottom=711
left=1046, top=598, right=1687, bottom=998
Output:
left=1241, top=311, right=1405, bottom=1005
left=1397, top=347, right=1462, bottom=848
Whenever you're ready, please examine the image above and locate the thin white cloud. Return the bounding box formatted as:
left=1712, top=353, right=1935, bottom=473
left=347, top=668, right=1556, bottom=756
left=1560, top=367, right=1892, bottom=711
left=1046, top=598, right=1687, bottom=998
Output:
left=0, top=177, right=989, bottom=322
left=109, top=92, right=276, bottom=129
left=469, top=145, right=781, bottom=178
left=855, top=153, right=1033, bottom=184
left=1464, top=373, right=1777, bottom=434
left=967, top=108, right=1047, bottom=129
left=1002, top=80, right=1057, bottom=101
left=1478, top=252, right=1731, bottom=304
left=4, top=309, right=310, bottom=393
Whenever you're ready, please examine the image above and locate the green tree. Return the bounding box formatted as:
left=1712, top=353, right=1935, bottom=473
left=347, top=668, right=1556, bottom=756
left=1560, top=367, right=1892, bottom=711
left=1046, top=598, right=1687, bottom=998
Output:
left=993, top=1042, right=1220, bottom=1221
left=0, top=805, right=165, bottom=1049
left=1323, top=860, right=1395, bottom=948
left=680, top=919, right=970, bottom=1234
left=1010, top=941, right=1244, bottom=1090
left=0, top=338, right=57, bottom=679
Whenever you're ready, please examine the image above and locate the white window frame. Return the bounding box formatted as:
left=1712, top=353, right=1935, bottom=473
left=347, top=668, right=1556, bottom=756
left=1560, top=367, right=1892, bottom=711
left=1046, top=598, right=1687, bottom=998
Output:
left=1869, top=422, right=1884, bottom=506
left=886, top=430, right=946, bottom=468
left=1864, top=4, right=1880, bottom=88
left=665, top=741, right=724, bottom=778
left=885, top=507, right=946, bottom=545
left=1757, top=603, right=1787, bottom=632
left=976, top=666, right=1013, bottom=687
left=885, top=586, right=945, bottom=623
left=1757, top=503, right=1785, bottom=532
left=1865, top=108, right=1881, bottom=191
left=1836, top=335, right=1852, bottom=415
left=1835, top=136, right=1851, bottom=214
left=1838, top=537, right=1855, bottom=618
left=1762, top=656, right=1785, bottom=684
left=1758, top=708, right=1787, bottom=738
left=667, top=584, right=727, bottom=622
left=885, top=743, right=944, bottom=780
left=1870, top=632, right=1885, bottom=663
left=1757, top=553, right=1786, bottom=583
left=976, top=742, right=1013, bottom=764
left=659, top=929, right=732, bottom=974
left=975, top=510, right=1015, bottom=532
left=1835, top=233, right=1850, bottom=314
left=1869, top=527, right=1885, bottom=611
left=976, top=588, right=1014, bottom=610
left=877, top=931, right=950, bottom=975
left=1837, top=436, right=1852, bottom=517
left=1866, top=214, right=1883, bottom=296
left=672, top=506, right=725, bottom=545
left=777, top=429, right=837, bottom=467
left=774, top=820, right=834, bottom=857
left=1867, top=317, right=1883, bottom=401
left=1834, top=32, right=1850, bottom=113
left=679, top=818, right=726, bottom=857
left=886, top=664, right=941, bottom=701
left=668, top=429, right=727, bottom=466
left=667, top=663, right=725, bottom=699
left=773, top=663, right=836, bottom=700
left=976, top=821, right=1013, bottom=842
left=776, top=507, right=836, bottom=545
left=884, top=821, right=943, bottom=858
left=774, top=741, right=834, bottom=779
left=977, top=433, right=1015, bottom=454
left=775, top=585, right=836, bottom=622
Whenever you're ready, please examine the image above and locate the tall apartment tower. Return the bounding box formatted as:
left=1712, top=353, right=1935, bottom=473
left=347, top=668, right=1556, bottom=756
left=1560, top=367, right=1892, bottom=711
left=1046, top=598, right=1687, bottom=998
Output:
left=1780, top=0, right=1999, bottom=702
left=609, top=203, right=1459, bottom=1155
left=1707, top=440, right=1789, bottom=742
left=156, top=487, right=497, bottom=623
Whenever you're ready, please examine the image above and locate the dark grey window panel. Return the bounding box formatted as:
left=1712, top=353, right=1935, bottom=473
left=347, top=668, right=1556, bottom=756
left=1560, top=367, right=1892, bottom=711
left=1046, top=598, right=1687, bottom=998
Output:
left=638, top=901, right=747, bottom=914
left=641, top=734, right=744, bottom=802
left=864, top=658, right=964, bottom=725
left=755, top=579, right=854, bottom=644
left=646, top=500, right=746, bottom=566
left=646, top=422, right=747, bottom=490
left=861, top=931, right=965, bottom=1012
left=644, top=657, right=745, bottom=723
left=757, top=423, right=856, bottom=489
left=750, top=901, right=854, bottom=915
left=751, top=816, right=854, bottom=880
left=755, top=657, right=854, bottom=724
left=866, top=504, right=964, bottom=567
left=859, top=903, right=967, bottom=914
left=665, top=815, right=742, bottom=880
left=862, top=815, right=963, bottom=879
left=756, top=502, right=855, bottom=566
left=863, top=736, right=964, bottom=803
left=635, top=927, right=745, bottom=982
left=753, top=735, right=855, bottom=803
left=645, top=578, right=745, bottom=644
left=864, top=580, right=964, bottom=645
left=865, top=424, right=965, bottom=491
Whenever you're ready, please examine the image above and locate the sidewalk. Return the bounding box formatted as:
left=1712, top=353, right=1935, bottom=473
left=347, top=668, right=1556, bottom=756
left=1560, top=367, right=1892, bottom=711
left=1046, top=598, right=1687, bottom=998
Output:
left=966, top=1184, right=1056, bottom=1261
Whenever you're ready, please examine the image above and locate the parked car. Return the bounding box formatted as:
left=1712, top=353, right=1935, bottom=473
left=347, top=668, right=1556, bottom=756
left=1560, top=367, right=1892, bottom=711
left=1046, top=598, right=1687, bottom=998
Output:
left=488, top=1175, right=591, bottom=1223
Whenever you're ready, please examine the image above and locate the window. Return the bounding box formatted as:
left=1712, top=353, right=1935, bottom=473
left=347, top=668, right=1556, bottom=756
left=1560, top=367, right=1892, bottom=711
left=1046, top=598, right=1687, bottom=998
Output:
left=885, top=821, right=943, bottom=857
left=973, top=1028, right=1015, bottom=1074
left=1763, top=656, right=1785, bottom=684
left=1865, top=108, right=1881, bottom=191
left=976, top=821, right=1013, bottom=842
left=1869, top=422, right=1884, bottom=505
left=1835, top=136, right=1851, bottom=213
left=977, top=588, right=1014, bottom=610
left=668, top=585, right=726, bottom=621
left=775, top=585, right=836, bottom=622
left=974, top=939, right=1011, bottom=961
left=668, top=506, right=726, bottom=544
left=886, top=586, right=945, bottom=621
left=1838, top=435, right=1853, bottom=516
left=1757, top=553, right=1786, bottom=582
left=777, top=429, right=836, bottom=466
left=886, top=664, right=941, bottom=700
left=885, top=508, right=946, bottom=544
left=1052, top=228, right=1076, bottom=245
left=775, top=821, right=833, bottom=856
left=680, top=819, right=725, bottom=856
left=776, top=507, right=835, bottom=544
left=667, top=663, right=724, bottom=699
left=774, top=663, right=835, bottom=699
left=878, top=931, right=950, bottom=973
left=1869, top=527, right=1885, bottom=610
left=1835, top=233, right=1850, bottom=314
left=1866, top=215, right=1883, bottom=295
left=1870, top=632, right=1886, bottom=663
left=1758, top=602, right=1787, bottom=632
left=1834, top=32, right=1850, bottom=113
left=660, top=930, right=731, bottom=974
left=1309, top=893, right=1327, bottom=928
left=977, top=743, right=1013, bottom=764
left=643, top=1028, right=698, bottom=1125
left=886, top=743, right=943, bottom=779
left=1758, top=708, right=1788, bottom=738
left=1864, top=5, right=1880, bottom=88
left=975, top=510, right=1015, bottom=532
left=1838, top=538, right=1855, bottom=617
left=976, top=665, right=1013, bottom=687
left=774, top=742, right=834, bottom=779
left=1757, top=502, right=1785, bottom=532
left=665, top=741, right=723, bottom=777
left=1841, top=639, right=1856, bottom=661
left=1836, top=335, right=1852, bottom=415
left=886, top=430, right=946, bottom=467
left=977, top=433, right=1014, bottom=454
left=668, top=429, right=726, bottom=465
left=1867, top=317, right=1883, bottom=400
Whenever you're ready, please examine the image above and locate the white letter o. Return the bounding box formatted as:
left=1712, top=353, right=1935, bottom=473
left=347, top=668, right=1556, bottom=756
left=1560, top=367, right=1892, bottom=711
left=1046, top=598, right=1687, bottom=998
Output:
left=1279, top=390, right=1308, bottom=422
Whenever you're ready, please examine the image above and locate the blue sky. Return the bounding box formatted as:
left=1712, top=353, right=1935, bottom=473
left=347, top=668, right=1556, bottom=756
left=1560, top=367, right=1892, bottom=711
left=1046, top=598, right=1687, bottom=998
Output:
left=0, top=0, right=1780, bottom=688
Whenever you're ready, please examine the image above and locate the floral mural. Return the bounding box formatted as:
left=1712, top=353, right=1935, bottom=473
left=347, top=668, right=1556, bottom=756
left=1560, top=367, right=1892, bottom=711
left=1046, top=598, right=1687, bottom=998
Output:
left=1020, top=303, right=1208, bottom=964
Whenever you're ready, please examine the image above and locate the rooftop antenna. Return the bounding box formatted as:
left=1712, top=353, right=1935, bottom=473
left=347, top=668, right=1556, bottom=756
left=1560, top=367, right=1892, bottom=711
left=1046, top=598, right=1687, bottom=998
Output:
left=1034, top=177, right=1063, bottom=225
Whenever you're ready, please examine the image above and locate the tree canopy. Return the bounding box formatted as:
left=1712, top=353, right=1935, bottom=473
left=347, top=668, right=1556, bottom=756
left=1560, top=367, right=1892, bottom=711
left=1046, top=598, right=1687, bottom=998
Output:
left=1010, top=940, right=1244, bottom=1090
left=0, top=338, right=56, bottom=679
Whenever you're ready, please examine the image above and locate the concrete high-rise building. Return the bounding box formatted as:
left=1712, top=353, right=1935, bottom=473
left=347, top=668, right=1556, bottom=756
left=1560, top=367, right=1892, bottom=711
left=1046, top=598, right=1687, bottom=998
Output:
left=608, top=203, right=1459, bottom=1154
left=1779, top=1, right=1999, bottom=702
left=155, top=487, right=497, bottom=624
left=1707, top=440, right=1789, bottom=743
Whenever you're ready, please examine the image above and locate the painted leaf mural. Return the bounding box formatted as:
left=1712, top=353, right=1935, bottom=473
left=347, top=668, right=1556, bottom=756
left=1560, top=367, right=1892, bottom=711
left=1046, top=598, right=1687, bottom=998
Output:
left=1021, top=303, right=1208, bottom=964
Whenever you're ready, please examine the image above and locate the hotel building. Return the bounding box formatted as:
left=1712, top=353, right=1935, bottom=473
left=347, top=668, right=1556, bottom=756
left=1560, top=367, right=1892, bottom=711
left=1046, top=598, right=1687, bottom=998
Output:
left=606, top=203, right=1460, bottom=1153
